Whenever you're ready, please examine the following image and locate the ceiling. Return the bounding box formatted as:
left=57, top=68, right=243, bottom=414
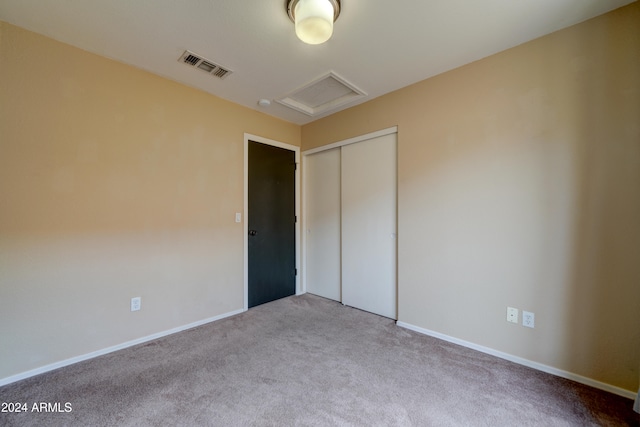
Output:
left=0, top=0, right=634, bottom=125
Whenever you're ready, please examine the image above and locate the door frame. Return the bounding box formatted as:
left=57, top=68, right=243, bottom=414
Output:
left=244, top=133, right=301, bottom=311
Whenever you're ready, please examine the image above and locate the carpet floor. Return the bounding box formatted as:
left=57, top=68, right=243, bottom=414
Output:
left=0, top=294, right=637, bottom=426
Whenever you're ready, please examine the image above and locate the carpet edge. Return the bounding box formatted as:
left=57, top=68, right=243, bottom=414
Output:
left=396, top=320, right=637, bottom=400
left=0, top=307, right=247, bottom=387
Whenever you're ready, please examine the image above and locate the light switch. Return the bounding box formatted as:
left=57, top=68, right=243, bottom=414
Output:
left=235, top=213, right=242, bottom=223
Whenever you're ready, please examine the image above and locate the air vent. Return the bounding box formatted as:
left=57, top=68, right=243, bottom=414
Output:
left=178, top=50, right=232, bottom=80
left=183, top=54, right=200, bottom=66
left=213, top=68, right=230, bottom=79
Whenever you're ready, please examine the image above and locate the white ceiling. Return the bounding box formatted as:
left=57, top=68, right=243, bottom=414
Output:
left=0, top=0, right=634, bottom=125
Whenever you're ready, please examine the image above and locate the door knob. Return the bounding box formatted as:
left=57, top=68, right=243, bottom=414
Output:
left=249, top=230, right=258, bottom=236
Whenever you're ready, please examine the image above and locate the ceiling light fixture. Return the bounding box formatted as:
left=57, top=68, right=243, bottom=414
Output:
left=287, top=0, right=341, bottom=45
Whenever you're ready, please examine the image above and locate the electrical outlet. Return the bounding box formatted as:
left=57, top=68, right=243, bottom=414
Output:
left=131, top=297, right=141, bottom=312
left=506, top=307, right=518, bottom=324
left=522, top=311, right=535, bottom=328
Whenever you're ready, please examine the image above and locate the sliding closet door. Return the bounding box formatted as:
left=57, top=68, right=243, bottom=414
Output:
left=304, top=148, right=341, bottom=301
left=341, top=133, right=397, bottom=319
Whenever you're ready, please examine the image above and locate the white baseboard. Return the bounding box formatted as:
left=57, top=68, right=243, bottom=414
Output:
left=0, top=308, right=246, bottom=387
left=396, top=321, right=636, bottom=400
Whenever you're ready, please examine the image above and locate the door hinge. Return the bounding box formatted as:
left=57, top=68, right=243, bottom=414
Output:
left=294, top=268, right=298, bottom=276
left=295, top=162, right=298, bottom=171
left=295, top=215, right=297, bottom=223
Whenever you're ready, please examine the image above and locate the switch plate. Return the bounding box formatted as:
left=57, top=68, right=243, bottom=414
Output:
left=235, top=212, right=242, bottom=223
left=507, top=307, right=518, bottom=324
left=131, top=297, right=141, bottom=312
left=523, top=311, right=535, bottom=328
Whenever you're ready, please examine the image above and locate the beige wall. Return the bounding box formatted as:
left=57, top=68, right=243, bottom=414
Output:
left=303, top=3, right=639, bottom=392
left=0, top=22, right=299, bottom=379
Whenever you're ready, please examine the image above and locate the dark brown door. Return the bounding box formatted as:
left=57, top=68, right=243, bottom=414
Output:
left=248, top=141, right=296, bottom=308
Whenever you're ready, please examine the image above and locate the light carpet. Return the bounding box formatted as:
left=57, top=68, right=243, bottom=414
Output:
left=0, top=294, right=637, bottom=426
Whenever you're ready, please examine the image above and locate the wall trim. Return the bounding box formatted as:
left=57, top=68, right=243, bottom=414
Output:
left=396, top=321, right=636, bottom=400
left=0, top=308, right=246, bottom=387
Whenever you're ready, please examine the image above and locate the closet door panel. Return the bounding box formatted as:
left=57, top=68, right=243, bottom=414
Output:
left=304, top=148, right=341, bottom=301
left=341, top=133, right=397, bottom=319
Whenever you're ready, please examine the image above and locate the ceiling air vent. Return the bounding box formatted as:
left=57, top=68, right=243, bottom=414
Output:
left=178, top=50, right=232, bottom=80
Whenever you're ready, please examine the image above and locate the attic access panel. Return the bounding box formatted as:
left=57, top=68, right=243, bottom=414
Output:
left=277, top=72, right=366, bottom=116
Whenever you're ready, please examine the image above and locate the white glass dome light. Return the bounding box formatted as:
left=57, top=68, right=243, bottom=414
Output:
left=287, top=0, right=341, bottom=45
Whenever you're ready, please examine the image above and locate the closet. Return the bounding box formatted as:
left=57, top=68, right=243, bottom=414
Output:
left=304, top=129, right=397, bottom=319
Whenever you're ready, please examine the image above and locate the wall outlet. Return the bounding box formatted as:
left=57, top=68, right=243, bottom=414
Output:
left=507, top=307, right=518, bottom=324
left=523, top=311, right=535, bottom=328
left=131, top=297, right=141, bottom=312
